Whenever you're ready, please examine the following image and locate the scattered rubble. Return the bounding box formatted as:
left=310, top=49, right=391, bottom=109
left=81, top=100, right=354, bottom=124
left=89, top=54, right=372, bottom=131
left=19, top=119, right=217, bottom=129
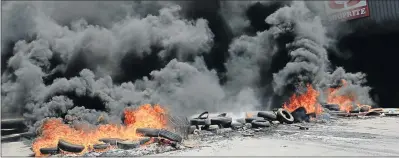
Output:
left=3, top=107, right=399, bottom=157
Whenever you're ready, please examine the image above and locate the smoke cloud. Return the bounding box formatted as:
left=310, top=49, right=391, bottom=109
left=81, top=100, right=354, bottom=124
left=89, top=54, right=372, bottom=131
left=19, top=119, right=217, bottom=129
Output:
left=1, top=1, right=374, bottom=130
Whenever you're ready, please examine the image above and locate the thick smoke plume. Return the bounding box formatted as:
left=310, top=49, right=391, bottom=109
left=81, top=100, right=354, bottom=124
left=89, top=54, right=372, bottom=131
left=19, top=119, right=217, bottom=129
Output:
left=1, top=1, right=374, bottom=130
left=265, top=1, right=373, bottom=106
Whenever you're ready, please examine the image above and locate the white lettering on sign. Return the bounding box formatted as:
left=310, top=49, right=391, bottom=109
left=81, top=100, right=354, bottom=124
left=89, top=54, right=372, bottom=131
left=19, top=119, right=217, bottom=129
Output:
left=325, top=0, right=370, bottom=21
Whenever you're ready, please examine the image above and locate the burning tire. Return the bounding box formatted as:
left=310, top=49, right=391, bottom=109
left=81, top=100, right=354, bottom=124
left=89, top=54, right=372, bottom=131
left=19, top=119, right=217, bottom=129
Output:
left=117, top=140, right=140, bottom=150
left=139, top=137, right=152, bottom=145
left=245, top=117, right=264, bottom=123
left=257, top=111, right=277, bottom=121
left=93, top=144, right=110, bottom=150
left=136, top=128, right=160, bottom=137
left=291, top=107, right=310, bottom=123
left=251, top=120, right=271, bottom=128
left=39, top=147, right=59, bottom=155
left=322, top=104, right=340, bottom=111
left=276, top=109, right=294, bottom=124
left=58, top=139, right=85, bottom=153
left=360, top=106, right=371, bottom=112
left=99, top=138, right=126, bottom=145
left=210, top=117, right=233, bottom=128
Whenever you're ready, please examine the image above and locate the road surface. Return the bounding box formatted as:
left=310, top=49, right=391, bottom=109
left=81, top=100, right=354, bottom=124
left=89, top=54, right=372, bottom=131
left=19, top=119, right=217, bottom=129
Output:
left=2, top=117, right=399, bottom=156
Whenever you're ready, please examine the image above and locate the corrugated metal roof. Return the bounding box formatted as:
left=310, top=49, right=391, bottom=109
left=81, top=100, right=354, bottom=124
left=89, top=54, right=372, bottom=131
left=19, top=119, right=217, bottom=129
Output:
left=346, top=0, right=399, bottom=33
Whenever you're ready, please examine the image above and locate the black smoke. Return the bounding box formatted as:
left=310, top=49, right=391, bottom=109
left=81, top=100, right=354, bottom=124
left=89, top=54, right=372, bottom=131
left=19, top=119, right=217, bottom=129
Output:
left=333, top=25, right=399, bottom=108
left=0, top=1, right=379, bottom=130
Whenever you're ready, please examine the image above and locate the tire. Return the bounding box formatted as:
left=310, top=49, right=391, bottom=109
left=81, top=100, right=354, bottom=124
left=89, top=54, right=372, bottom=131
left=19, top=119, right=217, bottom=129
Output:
left=251, top=120, right=271, bottom=128
left=210, top=117, right=232, bottom=128
left=93, top=144, right=110, bottom=150
left=230, top=122, right=243, bottom=130
left=322, top=104, right=340, bottom=111
left=190, top=118, right=211, bottom=126
left=257, top=111, right=277, bottom=121
left=139, top=137, right=152, bottom=145
left=291, top=107, right=310, bottom=123
left=365, top=111, right=380, bottom=116
left=117, top=140, right=140, bottom=150
left=188, top=126, right=197, bottom=134
left=217, top=113, right=227, bottom=117
left=245, top=117, right=264, bottom=123
left=276, top=109, right=294, bottom=124
left=360, top=106, right=370, bottom=112
left=58, top=139, right=84, bottom=153
left=159, top=129, right=183, bottom=143
left=136, top=128, right=161, bottom=137
left=99, top=138, right=126, bottom=145
left=204, top=125, right=219, bottom=131
left=197, top=111, right=209, bottom=119
left=40, top=147, right=59, bottom=155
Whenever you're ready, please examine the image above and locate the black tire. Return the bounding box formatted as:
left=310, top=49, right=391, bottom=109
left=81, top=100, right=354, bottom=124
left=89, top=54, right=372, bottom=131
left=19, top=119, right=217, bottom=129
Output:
left=99, top=138, right=126, bottom=145
left=217, top=113, right=227, bottom=117
left=58, top=139, right=84, bottom=153
left=188, top=126, right=197, bottom=134
left=360, top=106, right=370, bottom=112
left=257, top=111, right=277, bottom=121
left=117, top=140, right=140, bottom=150
left=93, top=144, right=110, bottom=150
left=40, top=147, right=59, bottom=155
left=251, top=120, right=271, bottom=128
left=197, top=111, right=209, bottom=119
left=245, top=117, right=264, bottom=123
left=136, top=128, right=161, bottom=137
left=204, top=125, right=219, bottom=131
left=159, top=129, right=183, bottom=143
left=276, top=109, right=294, bottom=124
left=190, top=118, right=211, bottom=126
left=139, top=137, right=152, bottom=145
left=365, top=111, right=380, bottom=116
left=230, top=122, right=243, bottom=130
left=210, top=117, right=232, bottom=128
left=322, top=104, right=340, bottom=111
left=291, top=107, right=310, bottom=123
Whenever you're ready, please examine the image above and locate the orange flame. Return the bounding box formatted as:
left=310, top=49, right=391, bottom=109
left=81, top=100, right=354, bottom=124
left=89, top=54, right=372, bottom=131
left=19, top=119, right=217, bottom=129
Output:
left=327, top=79, right=370, bottom=113
left=245, top=112, right=254, bottom=118
left=283, top=84, right=323, bottom=115
left=32, top=104, right=167, bottom=157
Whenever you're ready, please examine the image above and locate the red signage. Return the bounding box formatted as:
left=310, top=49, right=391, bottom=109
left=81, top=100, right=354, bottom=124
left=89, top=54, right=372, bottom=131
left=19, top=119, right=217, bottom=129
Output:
left=325, top=0, right=370, bottom=21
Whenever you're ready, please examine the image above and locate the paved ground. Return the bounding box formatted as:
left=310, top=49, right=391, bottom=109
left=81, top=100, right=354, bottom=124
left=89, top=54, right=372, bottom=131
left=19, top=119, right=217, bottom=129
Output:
left=2, top=116, right=399, bottom=157
left=154, top=117, right=399, bottom=156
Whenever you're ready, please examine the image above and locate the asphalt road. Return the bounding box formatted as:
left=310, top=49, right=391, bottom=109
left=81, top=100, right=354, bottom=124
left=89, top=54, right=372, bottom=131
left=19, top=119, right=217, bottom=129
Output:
left=154, top=117, right=399, bottom=156
left=2, top=116, right=399, bottom=156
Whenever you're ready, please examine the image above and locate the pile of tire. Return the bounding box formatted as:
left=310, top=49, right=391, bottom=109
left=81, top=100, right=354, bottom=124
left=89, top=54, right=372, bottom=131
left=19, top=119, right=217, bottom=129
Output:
left=39, top=129, right=182, bottom=155
left=188, top=109, right=295, bottom=132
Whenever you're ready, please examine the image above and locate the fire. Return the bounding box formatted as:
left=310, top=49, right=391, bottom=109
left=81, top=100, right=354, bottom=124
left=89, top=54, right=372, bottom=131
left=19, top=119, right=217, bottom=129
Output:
left=245, top=112, right=254, bottom=118
left=32, top=104, right=167, bottom=157
left=327, top=79, right=370, bottom=113
left=283, top=84, right=323, bottom=115
left=283, top=80, right=371, bottom=115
